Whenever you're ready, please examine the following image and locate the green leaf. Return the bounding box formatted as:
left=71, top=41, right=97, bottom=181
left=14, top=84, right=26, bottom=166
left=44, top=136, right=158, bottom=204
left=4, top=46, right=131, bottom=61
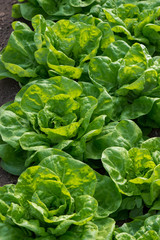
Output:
left=103, top=40, right=130, bottom=62
left=7, top=203, right=48, bottom=236
left=2, top=30, right=37, bottom=78
left=83, top=115, right=106, bottom=141
left=58, top=222, right=98, bottom=240
left=40, top=120, right=81, bottom=144
left=134, top=215, right=160, bottom=239
left=94, top=217, right=115, bottom=240
left=19, top=132, right=50, bottom=151
left=148, top=99, right=160, bottom=126
left=134, top=10, right=155, bottom=37
left=48, top=66, right=82, bottom=79
left=141, top=137, right=160, bottom=152
left=0, top=55, right=21, bottom=82
left=103, top=9, right=126, bottom=28
left=39, top=155, right=97, bottom=197
left=112, top=25, right=134, bottom=41
left=118, top=43, right=152, bottom=86
left=117, top=4, right=139, bottom=20
left=32, top=14, right=47, bottom=49
left=0, top=143, right=29, bottom=175
left=25, top=147, right=73, bottom=167
left=138, top=230, right=160, bottom=240
left=19, top=2, right=48, bottom=21
left=0, top=105, right=31, bottom=149
left=78, top=96, right=98, bottom=138
left=120, top=96, right=156, bottom=120
left=86, top=120, right=142, bottom=159
left=115, top=232, right=136, bottom=240
left=97, top=22, right=115, bottom=51
left=12, top=4, right=22, bottom=18
left=89, top=56, right=120, bottom=91
left=102, top=147, right=140, bottom=196
left=37, top=0, right=80, bottom=17
left=70, top=0, right=95, bottom=7
left=128, top=148, right=155, bottom=177
left=0, top=223, right=29, bottom=240
left=116, top=69, right=158, bottom=97
left=94, top=173, right=122, bottom=218
left=70, top=14, right=97, bottom=26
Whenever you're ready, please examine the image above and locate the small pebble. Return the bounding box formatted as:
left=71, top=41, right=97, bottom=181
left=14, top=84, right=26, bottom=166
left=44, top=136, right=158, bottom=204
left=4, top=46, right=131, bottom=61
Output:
left=0, top=12, right=5, bottom=17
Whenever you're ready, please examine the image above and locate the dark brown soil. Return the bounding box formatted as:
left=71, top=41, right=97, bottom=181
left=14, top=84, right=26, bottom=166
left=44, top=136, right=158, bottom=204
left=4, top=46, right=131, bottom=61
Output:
left=0, top=0, right=16, bottom=51
left=0, top=0, right=20, bottom=186
left=149, top=128, right=160, bottom=138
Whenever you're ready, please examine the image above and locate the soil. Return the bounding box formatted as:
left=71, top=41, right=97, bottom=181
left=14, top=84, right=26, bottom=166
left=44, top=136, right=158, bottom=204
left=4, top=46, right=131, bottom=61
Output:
left=0, top=0, right=20, bottom=186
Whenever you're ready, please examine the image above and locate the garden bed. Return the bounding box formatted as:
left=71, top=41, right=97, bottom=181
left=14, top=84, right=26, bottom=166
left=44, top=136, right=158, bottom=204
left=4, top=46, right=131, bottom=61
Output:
left=1, top=1, right=160, bottom=238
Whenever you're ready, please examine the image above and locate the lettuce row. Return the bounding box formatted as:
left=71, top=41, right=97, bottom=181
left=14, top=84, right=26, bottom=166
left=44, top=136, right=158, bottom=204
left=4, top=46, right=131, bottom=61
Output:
left=12, top=0, right=103, bottom=21
left=0, top=15, right=102, bottom=85
left=89, top=41, right=160, bottom=125
left=0, top=152, right=121, bottom=239
left=0, top=76, right=143, bottom=175
left=114, top=214, right=160, bottom=239
left=101, top=137, right=160, bottom=221
left=12, top=0, right=160, bottom=56
left=1, top=134, right=160, bottom=239
left=98, top=1, right=160, bottom=56
left=24, top=132, right=160, bottom=222
left=11, top=0, right=124, bottom=21
left=0, top=76, right=105, bottom=174
left=1, top=14, right=160, bottom=127
left=73, top=1, right=160, bottom=57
